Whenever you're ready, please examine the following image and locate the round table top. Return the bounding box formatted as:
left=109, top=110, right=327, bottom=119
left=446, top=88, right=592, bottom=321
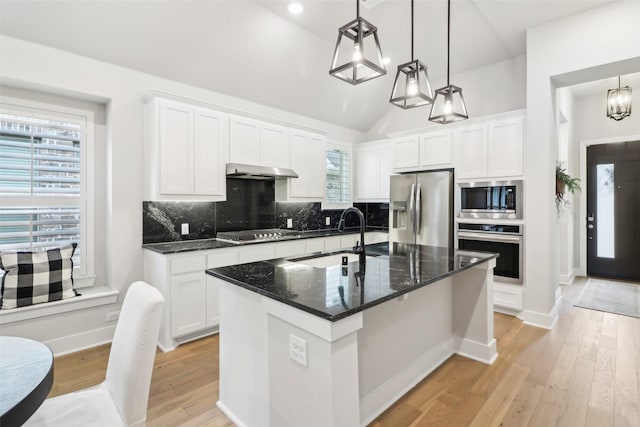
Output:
left=0, top=336, right=54, bottom=427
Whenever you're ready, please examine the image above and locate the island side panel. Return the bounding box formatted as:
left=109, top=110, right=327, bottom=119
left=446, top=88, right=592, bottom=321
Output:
left=267, top=315, right=361, bottom=427
left=452, top=259, right=498, bottom=364
left=358, top=277, right=454, bottom=425
left=216, top=279, right=270, bottom=427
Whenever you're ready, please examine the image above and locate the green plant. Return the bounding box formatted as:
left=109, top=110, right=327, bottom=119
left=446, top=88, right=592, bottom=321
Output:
left=555, top=164, right=581, bottom=210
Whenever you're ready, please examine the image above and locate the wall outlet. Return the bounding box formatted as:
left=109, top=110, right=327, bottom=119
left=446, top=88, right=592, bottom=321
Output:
left=106, top=311, right=120, bottom=322
left=181, top=223, right=189, bottom=235
left=325, top=217, right=331, bottom=226
left=289, top=334, right=307, bottom=367
left=287, top=218, right=293, bottom=228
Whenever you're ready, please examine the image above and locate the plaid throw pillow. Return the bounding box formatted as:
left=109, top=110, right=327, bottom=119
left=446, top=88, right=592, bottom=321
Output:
left=0, top=243, right=78, bottom=309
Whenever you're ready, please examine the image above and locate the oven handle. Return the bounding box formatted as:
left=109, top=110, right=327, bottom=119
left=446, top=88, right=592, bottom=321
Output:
left=457, top=231, right=522, bottom=243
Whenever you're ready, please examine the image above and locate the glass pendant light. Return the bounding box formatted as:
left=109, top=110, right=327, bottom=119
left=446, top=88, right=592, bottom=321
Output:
left=329, top=0, right=386, bottom=85
left=429, top=0, right=468, bottom=124
left=606, top=76, right=632, bottom=121
left=389, top=0, right=434, bottom=109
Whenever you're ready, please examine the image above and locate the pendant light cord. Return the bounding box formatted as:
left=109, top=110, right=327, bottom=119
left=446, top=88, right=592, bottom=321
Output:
left=618, top=75, right=621, bottom=89
left=447, top=0, right=451, bottom=86
left=411, top=0, right=414, bottom=61
left=357, top=0, right=360, bottom=18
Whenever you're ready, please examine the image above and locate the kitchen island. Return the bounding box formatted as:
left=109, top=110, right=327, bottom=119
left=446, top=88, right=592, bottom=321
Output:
left=206, top=242, right=498, bottom=427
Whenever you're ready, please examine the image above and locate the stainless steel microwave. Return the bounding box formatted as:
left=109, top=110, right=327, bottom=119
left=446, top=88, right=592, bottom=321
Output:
left=458, top=180, right=523, bottom=219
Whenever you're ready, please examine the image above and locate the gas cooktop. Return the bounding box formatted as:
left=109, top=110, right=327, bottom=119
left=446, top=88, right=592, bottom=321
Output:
left=216, top=228, right=301, bottom=244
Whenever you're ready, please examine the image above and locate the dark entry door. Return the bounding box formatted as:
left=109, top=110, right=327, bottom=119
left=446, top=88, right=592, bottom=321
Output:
left=586, top=141, right=640, bottom=280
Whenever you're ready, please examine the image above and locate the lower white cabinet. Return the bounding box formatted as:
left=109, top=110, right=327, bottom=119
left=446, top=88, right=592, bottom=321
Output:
left=144, top=232, right=388, bottom=351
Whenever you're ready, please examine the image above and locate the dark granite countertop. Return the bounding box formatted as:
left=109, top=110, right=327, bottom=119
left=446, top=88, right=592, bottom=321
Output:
left=206, top=242, right=498, bottom=322
left=142, top=227, right=388, bottom=254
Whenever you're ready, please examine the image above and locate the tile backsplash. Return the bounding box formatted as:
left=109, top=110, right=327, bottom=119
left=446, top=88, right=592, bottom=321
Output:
left=143, top=179, right=389, bottom=244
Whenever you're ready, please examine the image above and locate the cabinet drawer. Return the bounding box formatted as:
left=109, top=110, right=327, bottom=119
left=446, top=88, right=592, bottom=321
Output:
left=207, top=249, right=239, bottom=268
left=239, top=245, right=276, bottom=264
left=306, top=238, right=325, bottom=253
left=170, top=254, right=206, bottom=274
left=274, top=241, right=308, bottom=258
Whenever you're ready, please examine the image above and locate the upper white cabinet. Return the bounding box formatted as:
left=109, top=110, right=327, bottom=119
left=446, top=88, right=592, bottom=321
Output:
left=278, top=131, right=325, bottom=200
left=392, top=130, right=452, bottom=172
left=229, top=116, right=291, bottom=168
left=457, top=114, right=524, bottom=180
left=145, top=97, right=228, bottom=200
left=355, top=140, right=392, bottom=201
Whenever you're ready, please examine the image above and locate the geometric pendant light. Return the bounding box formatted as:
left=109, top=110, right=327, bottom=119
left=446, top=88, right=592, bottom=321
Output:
left=389, top=0, right=434, bottom=109
left=429, top=0, right=468, bottom=124
left=606, top=76, right=632, bottom=121
left=329, top=0, right=386, bottom=85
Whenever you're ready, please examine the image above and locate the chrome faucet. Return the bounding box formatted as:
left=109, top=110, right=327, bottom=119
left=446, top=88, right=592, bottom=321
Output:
left=338, top=207, right=366, bottom=266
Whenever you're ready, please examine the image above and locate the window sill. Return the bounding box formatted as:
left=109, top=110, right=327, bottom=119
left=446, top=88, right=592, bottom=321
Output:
left=0, top=286, right=119, bottom=325
left=321, top=201, right=352, bottom=211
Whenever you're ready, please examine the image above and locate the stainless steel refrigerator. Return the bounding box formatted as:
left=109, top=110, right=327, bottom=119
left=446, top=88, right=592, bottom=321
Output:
left=389, top=170, right=453, bottom=248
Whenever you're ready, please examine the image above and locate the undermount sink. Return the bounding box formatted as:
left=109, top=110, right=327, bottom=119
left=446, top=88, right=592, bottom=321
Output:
left=289, top=252, right=372, bottom=268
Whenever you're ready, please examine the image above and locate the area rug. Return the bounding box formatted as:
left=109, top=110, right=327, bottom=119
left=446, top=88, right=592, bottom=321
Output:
left=574, top=279, right=640, bottom=318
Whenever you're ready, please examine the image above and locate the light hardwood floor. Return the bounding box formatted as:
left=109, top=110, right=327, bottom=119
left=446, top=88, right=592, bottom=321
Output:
left=48, top=277, right=640, bottom=426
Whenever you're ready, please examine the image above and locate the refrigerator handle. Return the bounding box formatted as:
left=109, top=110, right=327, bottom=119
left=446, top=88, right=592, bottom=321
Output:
left=409, top=183, right=416, bottom=233
left=415, top=183, right=422, bottom=235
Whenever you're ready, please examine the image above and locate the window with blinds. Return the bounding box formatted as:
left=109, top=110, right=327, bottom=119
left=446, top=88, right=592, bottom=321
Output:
left=0, top=111, right=84, bottom=270
left=326, top=145, right=351, bottom=205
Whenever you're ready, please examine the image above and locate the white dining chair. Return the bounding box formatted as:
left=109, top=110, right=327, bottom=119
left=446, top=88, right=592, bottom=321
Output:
left=25, top=281, right=165, bottom=427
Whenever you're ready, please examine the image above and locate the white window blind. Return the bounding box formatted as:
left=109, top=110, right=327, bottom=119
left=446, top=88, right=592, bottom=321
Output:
left=326, top=145, right=351, bottom=205
left=0, top=111, right=84, bottom=271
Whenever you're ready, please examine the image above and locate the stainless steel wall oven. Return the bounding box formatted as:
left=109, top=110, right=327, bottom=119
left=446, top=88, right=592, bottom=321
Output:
left=457, top=223, right=523, bottom=284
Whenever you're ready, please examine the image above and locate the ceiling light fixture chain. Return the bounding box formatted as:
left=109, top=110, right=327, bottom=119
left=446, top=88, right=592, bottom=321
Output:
left=389, top=0, right=434, bottom=109
left=428, top=0, right=468, bottom=124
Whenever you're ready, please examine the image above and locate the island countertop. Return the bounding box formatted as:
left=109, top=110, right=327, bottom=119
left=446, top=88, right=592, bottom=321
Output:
left=206, top=242, right=498, bottom=322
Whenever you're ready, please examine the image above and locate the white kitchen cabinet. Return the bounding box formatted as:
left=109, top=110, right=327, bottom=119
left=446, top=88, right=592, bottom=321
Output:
left=279, top=131, right=326, bottom=200
left=392, top=136, right=420, bottom=169
left=487, top=117, right=524, bottom=178
left=170, top=272, right=207, bottom=337
left=457, top=114, right=525, bottom=180
left=205, top=275, right=219, bottom=327
left=457, top=124, right=488, bottom=179
left=229, top=116, right=260, bottom=165
left=229, top=117, right=291, bottom=169
left=145, top=97, right=228, bottom=200
left=420, top=130, right=452, bottom=167
left=260, top=123, right=290, bottom=169
left=355, top=140, right=392, bottom=201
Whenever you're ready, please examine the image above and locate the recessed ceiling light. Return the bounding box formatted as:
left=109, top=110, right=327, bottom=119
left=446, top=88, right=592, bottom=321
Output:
left=383, top=57, right=391, bottom=65
left=288, top=2, right=304, bottom=14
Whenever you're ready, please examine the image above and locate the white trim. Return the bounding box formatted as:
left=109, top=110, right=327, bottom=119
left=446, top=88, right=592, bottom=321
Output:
left=0, top=286, right=118, bottom=325
left=45, top=324, right=117, bottom=356
left=559, top=269, right=576, bottom=285
left=453, top=337, right=499, bottom=365
left=216, top=401, right=249, bottom=427
left=519, top=294, right=561, bottom=330
left=578, top=135, right=640, bottom=278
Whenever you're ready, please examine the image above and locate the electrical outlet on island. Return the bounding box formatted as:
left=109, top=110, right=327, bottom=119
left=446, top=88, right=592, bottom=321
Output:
left=181, top=223, right=189, bottom=235
left=287, top=218, right=293, bottom=228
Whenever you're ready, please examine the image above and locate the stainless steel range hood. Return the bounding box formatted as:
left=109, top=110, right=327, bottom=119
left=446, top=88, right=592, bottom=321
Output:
left=226, top=163, right=299, bottom=180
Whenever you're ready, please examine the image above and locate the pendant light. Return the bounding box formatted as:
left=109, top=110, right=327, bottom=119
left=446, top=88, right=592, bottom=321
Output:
left=329, top=0, right=386, bottom=85
left=429, top=0, right=468, bottom=124
left=606, top=76, right=632, bottom=121
left=389, top=0, right=434, bottom=109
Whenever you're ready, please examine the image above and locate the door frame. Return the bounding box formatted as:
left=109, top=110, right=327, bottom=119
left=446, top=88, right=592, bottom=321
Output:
left=578, top=134, right=640, bottom=276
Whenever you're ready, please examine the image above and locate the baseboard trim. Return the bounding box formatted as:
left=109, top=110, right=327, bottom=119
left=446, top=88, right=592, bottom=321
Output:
left=45, top=324, right=117, bottom=356
left=559, top=270, right=576, bottom=285
left=494, top=306, right=521, bottom=317
left=519, top=295, right=561, bottom=330
left=359, top=337, right=454, bottom=426
left=454, top=337, right=498, bottom=365
left=217, top=400, right=248, bottom=427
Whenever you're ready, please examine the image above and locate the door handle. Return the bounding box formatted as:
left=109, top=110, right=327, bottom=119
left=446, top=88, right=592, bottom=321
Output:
left=415, top=184, right=422, bottom=235
left=409, top=184, right=416, bottom=233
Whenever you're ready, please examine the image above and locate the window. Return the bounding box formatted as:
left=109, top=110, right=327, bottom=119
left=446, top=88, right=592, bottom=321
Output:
left=0, top=99, right=94, bottom=286
left=325, top=142, right=352, bottom=208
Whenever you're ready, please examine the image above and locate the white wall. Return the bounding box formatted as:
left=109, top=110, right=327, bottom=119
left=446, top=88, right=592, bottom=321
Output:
left=524, top=0, right=640, bottom=328
left=0, top=35, right=366, bottom=354
left=364, top=55, right=526, bottom=139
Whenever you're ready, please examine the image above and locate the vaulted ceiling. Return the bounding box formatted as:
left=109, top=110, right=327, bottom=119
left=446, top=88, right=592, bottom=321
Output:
left=0, top=0, right=616, bottom=131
